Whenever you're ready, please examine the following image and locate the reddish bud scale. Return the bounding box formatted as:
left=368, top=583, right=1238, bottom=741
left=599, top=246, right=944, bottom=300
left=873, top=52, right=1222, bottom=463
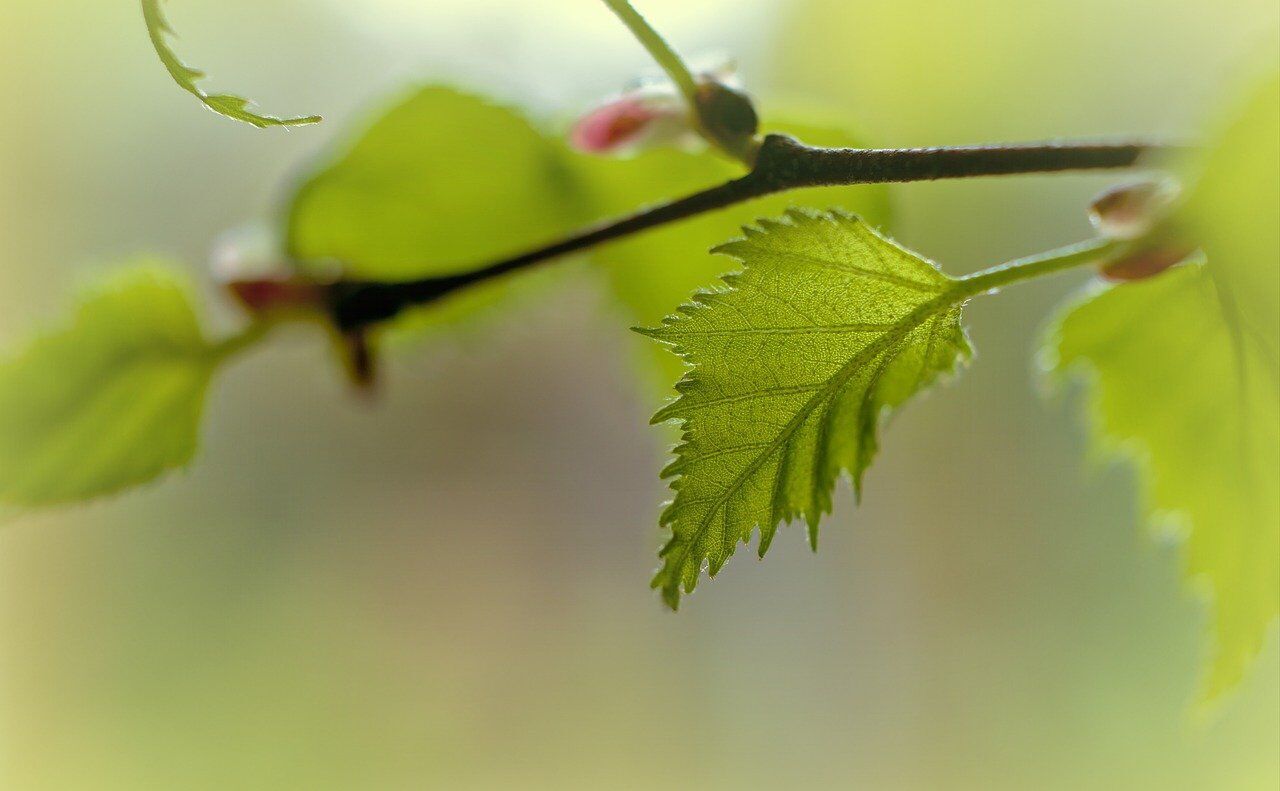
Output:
left=1087, top=179, right=1192, bottom=283
left=1089, top=181, right=1170, bottom=240
left=1100, top=246, right=1194, bottom=282
left=226, top=278, right=327, bottom=315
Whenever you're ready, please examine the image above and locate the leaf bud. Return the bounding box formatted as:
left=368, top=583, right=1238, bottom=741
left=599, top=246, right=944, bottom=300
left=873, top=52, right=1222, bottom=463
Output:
left=694, top=79, right=759, bottom=155
left=1099, top=246, right=1194, bottom=282
left=212, top=224, right=328, bottom=315
left=569, top=84, right=694, bottom=155
left=1088, top=178, right=1181, bottom=240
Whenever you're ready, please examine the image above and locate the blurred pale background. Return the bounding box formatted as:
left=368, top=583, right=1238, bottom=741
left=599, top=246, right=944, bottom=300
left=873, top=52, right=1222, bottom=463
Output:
left=1, top=1, right=1277, bottom=788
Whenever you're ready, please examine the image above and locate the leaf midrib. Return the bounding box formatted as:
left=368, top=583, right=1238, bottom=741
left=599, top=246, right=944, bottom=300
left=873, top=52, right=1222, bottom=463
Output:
left=665, top=282, right=968, bottom=582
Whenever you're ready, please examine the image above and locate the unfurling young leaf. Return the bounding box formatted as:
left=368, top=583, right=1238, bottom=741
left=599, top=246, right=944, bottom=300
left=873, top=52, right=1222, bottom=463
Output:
left=0, top=267, right=224, bottom=507
left=1044, top=74, right=1279, bottom=702
left=141, top=0, right=321, bottom=129
left=641, top=209, right=971, bottom=609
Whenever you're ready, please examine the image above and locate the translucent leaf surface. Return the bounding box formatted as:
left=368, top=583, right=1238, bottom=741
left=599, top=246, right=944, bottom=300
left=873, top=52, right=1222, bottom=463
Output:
left=1046, top=75, right=1280, bottom=700
left=141, top=0, right=321, bottom=129
left=0, top=267, right=221, bottom=507
left=642, top=210, right=971, bottom=608
left=1178, top=75, right=1279, bottom=337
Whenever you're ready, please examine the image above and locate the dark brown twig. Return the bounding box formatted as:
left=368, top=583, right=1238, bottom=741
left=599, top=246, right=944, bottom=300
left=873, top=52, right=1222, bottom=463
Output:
left=328, top=134, right=1180, bottom=330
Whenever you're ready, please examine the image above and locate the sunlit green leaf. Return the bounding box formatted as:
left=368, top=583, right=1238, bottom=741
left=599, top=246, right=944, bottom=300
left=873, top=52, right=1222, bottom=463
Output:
left=141, top=0, right=321, bottom=129
left=1045, top=75, right=1280, bottom=701
left=641, top=209, right=970, bottom=608
left=0, top=267, right=223, bottom=507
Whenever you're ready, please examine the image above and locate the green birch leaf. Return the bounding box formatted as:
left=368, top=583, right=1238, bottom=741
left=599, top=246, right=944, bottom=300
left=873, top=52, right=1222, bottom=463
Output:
left=642, top=209, right=971, bottom=609
left=1045, top=75, right=1279, bottom=701
left=0, top=267, right=223, bottom=507
left=1048, top=265, right=1279, bottom=702
left=141, top=0, right=321, bottom=129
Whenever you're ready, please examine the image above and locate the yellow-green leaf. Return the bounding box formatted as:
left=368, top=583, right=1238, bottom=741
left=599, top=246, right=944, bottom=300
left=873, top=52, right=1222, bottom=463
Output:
left=1045, top=74, right=1280, bottom=701
left=286, top=87, right=582, bottom=280
left=642, top=210, right=971, bottom=608
left=1178, top=74, right=1279, bottom=337
left=0, top=267, right=222, bottom=507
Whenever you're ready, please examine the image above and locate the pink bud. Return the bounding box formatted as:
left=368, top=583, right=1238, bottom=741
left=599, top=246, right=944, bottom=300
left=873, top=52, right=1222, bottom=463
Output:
left=569, top=86, right=693, bottom=155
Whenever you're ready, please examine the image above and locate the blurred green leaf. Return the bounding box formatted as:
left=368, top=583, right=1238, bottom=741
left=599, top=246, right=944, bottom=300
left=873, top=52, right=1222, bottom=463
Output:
left=141, top=0, right=321, bottom=129
left=641, top=209, right=970, bottom=608
left=1177, top=75, right=1279, bottom=337
left=0, top=267, right=222, bottom=507
left=1046, top=75, right=1280, bottom=701
left=286, top=87, right=583, bottom=280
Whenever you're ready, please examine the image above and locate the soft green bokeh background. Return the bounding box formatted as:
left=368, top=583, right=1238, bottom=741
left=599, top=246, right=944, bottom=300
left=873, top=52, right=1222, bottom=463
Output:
left=0, top=1, right=1277, bottom=788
